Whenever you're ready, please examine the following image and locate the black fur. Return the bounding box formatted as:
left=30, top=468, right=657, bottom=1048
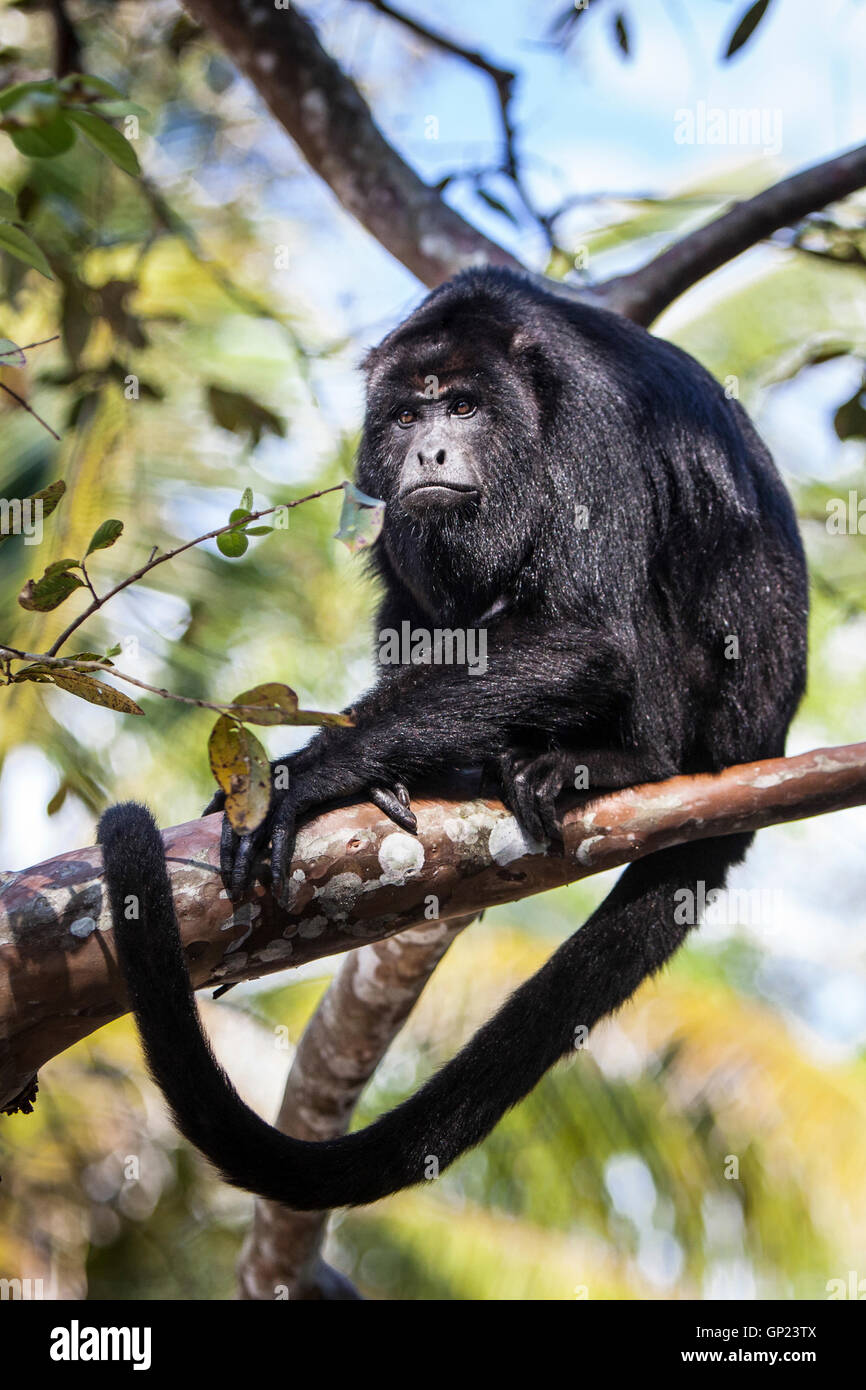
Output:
left=98, top=268, right=807, bottom=1210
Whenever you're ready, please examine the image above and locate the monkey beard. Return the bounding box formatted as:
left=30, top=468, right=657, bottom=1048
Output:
left=380, top=459, right=539, bottom=626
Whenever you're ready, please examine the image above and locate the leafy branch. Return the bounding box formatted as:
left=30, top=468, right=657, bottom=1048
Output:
left=0, top=73, right=143, bottom=280
left=1, top=479, right=385, bottom=829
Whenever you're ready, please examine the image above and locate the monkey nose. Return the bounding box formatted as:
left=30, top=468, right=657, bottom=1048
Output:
left=418, top=448, right=447, bottom=466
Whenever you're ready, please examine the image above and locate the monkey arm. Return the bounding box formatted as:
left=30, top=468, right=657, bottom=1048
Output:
left=224, top=623, right=639, bottom=900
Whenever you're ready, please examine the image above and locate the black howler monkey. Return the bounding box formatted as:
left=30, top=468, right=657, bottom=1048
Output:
left=98, top=268, right=807, bottom=1210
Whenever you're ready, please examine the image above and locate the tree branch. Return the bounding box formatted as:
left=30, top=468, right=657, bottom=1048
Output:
left=180, top=0, right=520, bottom=286
left=236, top=912, right=476, bottom=1300
left=181, top=5, right=866, bottom=322
left=351, top=0, right=552, bottom=241
left=3, top=741, right=866, bottom=1112
left=594, top=142, right=866, bottom=325
left=49, top=0, right=83, bottom=80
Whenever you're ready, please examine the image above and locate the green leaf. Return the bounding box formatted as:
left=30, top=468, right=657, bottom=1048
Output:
left=240, top=487, right=254, bottom=512
left=229, top=682, right=353, bottom=728
left=0, top=220, right=52, bottom=277
left=334, top=481, right=385, bottom=554
left=724, top=0, right=773, bottom=59
left=11, top=665, right=55, bottom=683
left=31, top=479, right=66, bottom=519
left=0, top=479, right=66, bottom=550
left=5, top=90, right=60, bottom=125
left=217, top=528, right=249, bottom=558
left=18, top=558, right=84, bottom=611
left=88, top=99, right=150, bottom=120
left=9, top=115, right=76, bottom=159
left=0, top=186, right=17, bottom=216
left=0, top=337, right=26, bottom=366
left=0, top=81, right=58, bottom=115
left=208, top=715, right=270, bottom=835
left=65, top=108, right=140, bottom=176
left=207, top=385, right=286, bottom=446
left=58, top=73, right=126, bottom=101
left=85, top=518, right=124, bottom=555
left=48, top=669, right=144, bottom=715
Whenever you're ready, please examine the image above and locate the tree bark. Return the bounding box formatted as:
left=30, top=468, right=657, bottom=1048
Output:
left=236, top=912, right=476, bottom=1300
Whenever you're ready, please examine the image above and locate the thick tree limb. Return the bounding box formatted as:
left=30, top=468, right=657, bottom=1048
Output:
left=180, top=0, right=520, bottom=285
left=595, top=142, right=866, bottom=325
left=2, top=742, right=866, bottom=1113
left=236, top=912, right=476, bottom=1300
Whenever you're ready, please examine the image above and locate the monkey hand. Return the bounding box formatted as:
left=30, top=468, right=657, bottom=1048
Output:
left=219, top=759, right=416, bottom=904
left=497, top=749, right=575, bottom=847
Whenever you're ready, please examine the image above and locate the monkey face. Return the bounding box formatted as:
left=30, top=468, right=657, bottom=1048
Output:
left=390, top=391, right=485, bottom=514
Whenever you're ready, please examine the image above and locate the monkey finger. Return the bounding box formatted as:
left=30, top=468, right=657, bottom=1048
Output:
left=369, top=783, right=417, bottom=832
left=511, top=773, right=548, bottom=846
left=536, top=775, right=564, bottom=849
left=270, top=795, right=298, bottom=906
left=230, top=821, right=270, bottom=901
left=203, top=788, right=226, bottom=817
left=220, top=814, right=241, bottom=887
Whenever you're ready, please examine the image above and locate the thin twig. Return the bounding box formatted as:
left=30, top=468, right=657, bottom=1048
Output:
left=0, top=335, right=62, bottom=357
left=355, top=0, right=555, bottom=242
left=0, top=381, right=61, bottom=441
left=0, top=334, right=62, bottom=438
left=0, top=647, right=338, bottom=721
left=43, top=484, right=345, bottom=657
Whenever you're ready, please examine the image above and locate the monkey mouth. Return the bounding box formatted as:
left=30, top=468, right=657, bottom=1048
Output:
left=399, top=482, right=481, bottom=512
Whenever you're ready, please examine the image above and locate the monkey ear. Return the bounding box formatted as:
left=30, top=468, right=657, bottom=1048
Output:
left=507, top=324, right=539, bottom=356
left=506, top=323, right=560, bottom=413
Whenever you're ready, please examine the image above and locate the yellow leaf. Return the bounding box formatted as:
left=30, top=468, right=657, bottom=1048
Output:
left=208, top=714, right=270, bottom=835
left=49, top=670, right=144, bottom=715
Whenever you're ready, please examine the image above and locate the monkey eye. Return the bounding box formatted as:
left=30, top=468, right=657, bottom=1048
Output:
left=451, top=398, right=476, bottom=417
left=395, top=408, right=417, bottom=427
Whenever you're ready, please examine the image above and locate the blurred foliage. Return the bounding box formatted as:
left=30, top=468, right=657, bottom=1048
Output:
left=1, top=0, right=865, bottom=1302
